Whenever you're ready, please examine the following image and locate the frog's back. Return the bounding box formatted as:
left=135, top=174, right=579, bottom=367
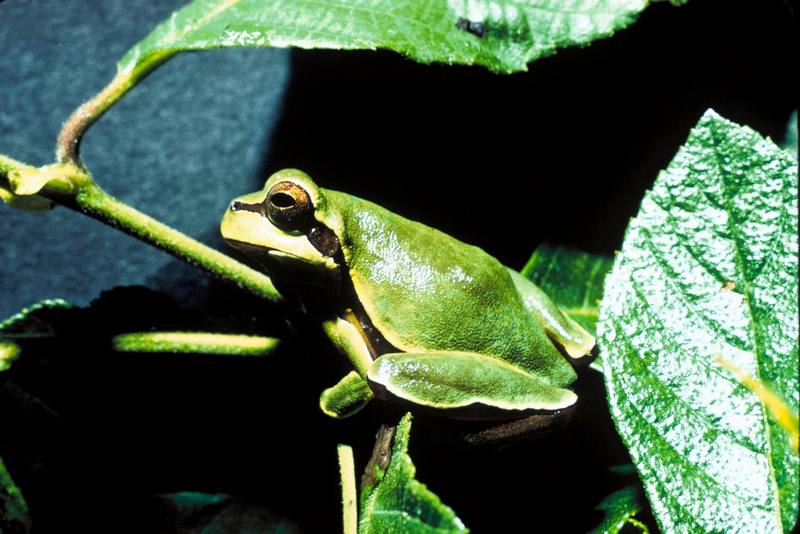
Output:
left=324, top=189, right=575, bottom=388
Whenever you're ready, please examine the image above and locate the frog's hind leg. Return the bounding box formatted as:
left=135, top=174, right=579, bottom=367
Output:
left=367, top=351, right=578, bottom=421
left=507, top=268, right=595, bottom=364
left=458, top=407, right=577, bottom=445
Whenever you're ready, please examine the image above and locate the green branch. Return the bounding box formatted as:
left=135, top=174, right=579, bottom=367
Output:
left=113, top=332, right=281, bottom=356
left=1, top=155, right=283, bottom=303
left=337, top=444, right=358, bottom=534
left=56, top=51, right=174, bottom=167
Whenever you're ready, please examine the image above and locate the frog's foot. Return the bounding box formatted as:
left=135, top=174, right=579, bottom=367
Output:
left=366, top=351, right=577, bottom=421
left=508, top=269, right=595, bottom=364
left=458, top=408, right=576, bottom=445
left=320, top=371, right=374, bottom=418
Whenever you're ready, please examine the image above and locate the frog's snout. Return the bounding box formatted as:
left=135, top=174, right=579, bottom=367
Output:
left=229, top=199, right=265, bottom=215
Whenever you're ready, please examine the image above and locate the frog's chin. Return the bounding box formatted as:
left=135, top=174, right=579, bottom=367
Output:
left=266, top=251, right=342, bottom=294
left=224, top=239, right=341, bottom=291
left=225, top=239, right=320, bottom=265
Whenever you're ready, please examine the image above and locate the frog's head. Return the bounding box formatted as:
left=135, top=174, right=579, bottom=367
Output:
left=221, top=169, right=343, bottom=291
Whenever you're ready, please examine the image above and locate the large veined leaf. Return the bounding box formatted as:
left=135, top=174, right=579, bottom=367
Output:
left=598, top=110, right=799, bottom=532
left=522, top=243, right=612, bottom=335
left=119, top=0, right=677, bottom=75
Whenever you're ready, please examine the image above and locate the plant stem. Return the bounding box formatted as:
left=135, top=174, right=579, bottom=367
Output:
left=112, top=332, right=281, bottom=356
left=74, top=182, right=284, bottom=302
left=337, top=444, right=359, bottom=534
left=1, top=155, right=283, bottom=304
left=56, top=51, right=173, bottom=167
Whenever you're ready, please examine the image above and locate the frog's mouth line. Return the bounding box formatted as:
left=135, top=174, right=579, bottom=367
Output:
left=223, top=240, right=305, bottom=272
left=224, top=239, right=328, bottom=266
left=223, top=239, right=296, bottom=257
left=223, top=239, right=277, bottom=260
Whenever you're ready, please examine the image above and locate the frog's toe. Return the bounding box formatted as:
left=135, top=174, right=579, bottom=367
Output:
left=320, top=371, right=374, bottom=418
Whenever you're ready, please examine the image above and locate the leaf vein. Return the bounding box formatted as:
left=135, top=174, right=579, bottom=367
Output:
left=611, top=308, right=762, bottom=455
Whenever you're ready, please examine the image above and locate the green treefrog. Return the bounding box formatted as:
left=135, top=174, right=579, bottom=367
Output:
left=221, top=169, right=594, bottom=441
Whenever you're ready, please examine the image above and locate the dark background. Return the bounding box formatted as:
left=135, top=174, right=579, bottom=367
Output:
left=0, top=0, right=796, bottom=532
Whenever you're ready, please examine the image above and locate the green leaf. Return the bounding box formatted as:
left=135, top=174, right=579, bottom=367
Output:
left=119, top=0, right=671, bottom=75
left=0, top=340, right=21, bottom=372
left=522, top=243, right=612, bottom=335
left=783, top=110, right=797, bottom=157
left=0, top=299, right=73, bottom=339
left=0, top=299, right=72, bottom=370
left=598, top=110, right=799, bottom=532
left=0, top=456, right=30, bottom=534
left=360, top=413, right=467, bottom=533
left=589, top=485, right=648, bottom=534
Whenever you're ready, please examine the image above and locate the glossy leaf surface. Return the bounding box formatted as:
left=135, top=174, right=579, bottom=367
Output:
left=120, top=0, right=668, bottom=75
left=598, top=110, right=799, bottom=532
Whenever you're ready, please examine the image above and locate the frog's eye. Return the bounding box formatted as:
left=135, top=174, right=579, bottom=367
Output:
left=266, top=181, right=314, bottom=231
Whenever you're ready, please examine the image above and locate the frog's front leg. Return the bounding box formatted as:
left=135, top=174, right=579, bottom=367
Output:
left=366, top=351, right=577, bottom=421
left=319, top=315, right=376, bottom=418
left=320, top=371, right=374, bottom=418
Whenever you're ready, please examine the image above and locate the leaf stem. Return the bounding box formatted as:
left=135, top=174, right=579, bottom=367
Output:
left=112, top=332, right=281, bottom=356
left=337, top=444, right=359, bottom=534
left=74, top=182, right=284, bottom=302
left=627, top=517, right=651, bottom=534
left=55, top=51, right=174, bottom=167
left=1, top=155, right=283, bottom=303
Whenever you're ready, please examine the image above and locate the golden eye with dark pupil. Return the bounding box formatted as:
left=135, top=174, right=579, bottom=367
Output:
left=266, top=181, right=314, bottom=231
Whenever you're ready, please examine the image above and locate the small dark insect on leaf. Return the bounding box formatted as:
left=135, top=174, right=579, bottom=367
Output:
left=456, top=17, right=486, bottom=38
